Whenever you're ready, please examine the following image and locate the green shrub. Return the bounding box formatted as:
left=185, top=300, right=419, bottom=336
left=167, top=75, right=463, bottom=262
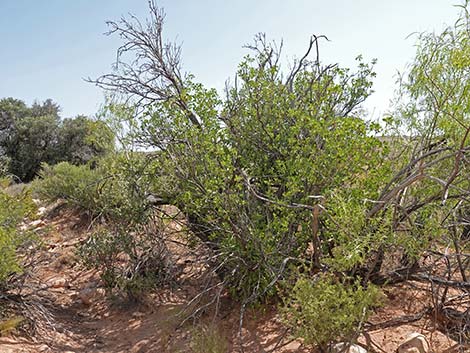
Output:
left=0, top=155, right=10, bottom=177
left=34, top=162, right=100, bottom=211
left=34, top=154, right=151, bottom=224
left=78, top=224, right=174, bottom=300
left=33, top=155, right=175, bottom=299
left=0, top=179, right=36, bottom=286
left=281, top=274, right=381, bottom=350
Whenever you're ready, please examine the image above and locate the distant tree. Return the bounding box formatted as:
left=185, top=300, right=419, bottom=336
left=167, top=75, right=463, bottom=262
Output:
left=0, top=98, right=30, bottom=121
left=0, top=98, right=29, bottom=172
left=57, top=116, right=115, bottom=165
left=30, top=98, right=60, bottom=119
left=9, top=115, right=60, bottom=182
left=0, top=98, right=115, bottom=182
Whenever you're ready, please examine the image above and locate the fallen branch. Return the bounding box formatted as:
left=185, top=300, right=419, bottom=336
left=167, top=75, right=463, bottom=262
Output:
left=365, top=307, right=432, bottom=331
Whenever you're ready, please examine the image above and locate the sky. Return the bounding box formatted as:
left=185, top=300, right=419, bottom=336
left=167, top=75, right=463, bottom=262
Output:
left=0, top=1, right=461, bottom=120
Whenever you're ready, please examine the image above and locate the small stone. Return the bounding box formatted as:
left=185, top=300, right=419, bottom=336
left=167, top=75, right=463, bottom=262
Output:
left=29, top=219, right=46, bottom=228
left=132, top=311, right=145, bottom=318
left=79, top=287, right=96, bottom=305
left=38, top=344, right=52, bottom=352
left=330, top=342, right=367, bottom=353
left=37, top=206, right=47, bottom=216
left=49, top=277, right=69, bottom=288
left=397, top=333, right=430, bottom=353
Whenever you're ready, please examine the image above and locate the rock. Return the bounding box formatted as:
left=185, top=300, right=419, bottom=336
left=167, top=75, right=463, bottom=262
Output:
left=397, top=333, right=430, bottom=353
left=48, top=277, right=69, bottom=288
left=38, top=344, right=52, bottom=352
left=79, top=287, right=96, bottom=305
left=37, top=206, right=47, bottom=216
left=132, top=311, right=145, bottom=319
left=29, top=219, right=46, bottom=228
left=330, top=342, right=367, bottom=353
left=78, top=286, right=105, bottom=305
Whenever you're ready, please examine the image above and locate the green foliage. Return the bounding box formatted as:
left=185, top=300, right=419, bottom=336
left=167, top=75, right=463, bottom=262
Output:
left=10, top=115, right=61, bottom=182
left=78, top=224, right=174, bottom=300
left=0, top=316, right=24, bottom=336
left=0, top=97, right=114, bottom=182
left=34, top=162, right=101, bottom=211
left=0, top=155, right=10, bottom=177
left=34, top=154, right=150, bottom=224
left=281, top=274, right=381, bottom=349
left=322, top=193, right=392, bottom=272
left=136, top=40, right=391, bottom=302
left=386, top=3, right=470, bottom=252
left=58, top=116, right=115, bottom=165
left=0, top=179, right=36, bottom=286
left=33, top=155, right=173, bottom=300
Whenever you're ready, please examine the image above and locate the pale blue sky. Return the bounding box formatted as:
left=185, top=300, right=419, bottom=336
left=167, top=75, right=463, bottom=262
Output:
left=0, top=1, right=459, bottom=119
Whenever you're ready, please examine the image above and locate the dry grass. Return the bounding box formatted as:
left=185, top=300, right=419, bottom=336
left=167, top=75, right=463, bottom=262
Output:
left=0, top=316, right=24, bottom=336
left=190, top=323, right=228, bottom=353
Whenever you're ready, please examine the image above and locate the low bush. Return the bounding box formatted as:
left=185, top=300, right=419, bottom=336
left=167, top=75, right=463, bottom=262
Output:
left=0, top=179, right=36, bottom=287
left=34, top=162, right=100, bottom=211
left=34, top=156, right=176, bottom=300
left=34, top=153, right=151, bottom=224
left=281, top=274, right=381, bottom=350
left=78, top=223, right=175, bottom=300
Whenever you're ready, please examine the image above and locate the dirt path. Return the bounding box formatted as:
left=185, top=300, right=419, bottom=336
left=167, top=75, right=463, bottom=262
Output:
left=0, top=209, right=191, bottom=353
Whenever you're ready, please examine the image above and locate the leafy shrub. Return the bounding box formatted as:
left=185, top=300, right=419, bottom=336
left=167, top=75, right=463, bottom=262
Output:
left=34, top=162, right=100, bottom=211
left=78, top=224, right=174, bottom=300
left=0, top=179, right=36, bottom=287
left=93, top=3, right=470, bottom=329
left=281, top=274, right=381, bottom=350
left=93, top=4, right=399, bottom=309
left=0, top=155, right=10, bottom=177
left=34, top=155, right=174, bottom=299
left=137, top=49, right=391, bottom=303
left=34, top=154, right=151, bottom=224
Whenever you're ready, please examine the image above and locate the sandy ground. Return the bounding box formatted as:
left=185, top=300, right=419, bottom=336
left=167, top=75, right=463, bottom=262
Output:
left=0, top=206, right=466, bottom=353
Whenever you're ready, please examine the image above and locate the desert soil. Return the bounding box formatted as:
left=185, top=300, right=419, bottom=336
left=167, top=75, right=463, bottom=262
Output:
left=0, top=204, right=465, bottom=353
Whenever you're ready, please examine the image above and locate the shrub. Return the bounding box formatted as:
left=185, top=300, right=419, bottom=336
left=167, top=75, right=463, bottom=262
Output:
left=0, top=179, right=36, bottom=287
left=0, top=155, right=10, bottom=177
left=281, top=274, right=381, bottom=350
left=93, top=3, right=470, bottom=329
left=34, top=162, right=100, bottom=211
left=91, top=4, right=397, bottom=308
left=78, top=224, right=174, bottom=300
left=34, top=154, right=151, bottom=224
left=34, top=156, right=174, bottom=299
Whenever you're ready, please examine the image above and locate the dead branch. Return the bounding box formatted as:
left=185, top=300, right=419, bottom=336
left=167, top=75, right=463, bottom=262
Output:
left=87, top=1, right=201, bottom=128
